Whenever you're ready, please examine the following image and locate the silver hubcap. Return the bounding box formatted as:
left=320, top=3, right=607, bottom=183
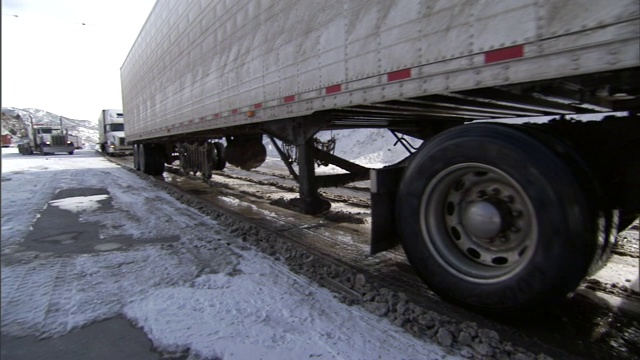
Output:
left=461, top=200, right=504, bottom=239
left=420, top=163, right=537, bottom=283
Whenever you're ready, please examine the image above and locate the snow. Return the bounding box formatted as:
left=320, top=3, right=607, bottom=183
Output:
left=124, top=259, right=441, bottom=359
left=1, top=148, right=457, bottom=359
left=265, top=128, right=422, bottom=174
left=48, top=194, right=110, bottom=213
left=219, top=195, right=281, bottom=219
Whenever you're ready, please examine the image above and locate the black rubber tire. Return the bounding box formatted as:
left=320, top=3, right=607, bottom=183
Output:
left=396, top=123, right=597, bottom=313
left=513, top=124, right=617, bottom=277
left=133, top=144, right=140, bottom=171
left=154, top=145, right=166, bottom=175
left=213, top=142, right=226, bottom=171
left=141, top=143, right=165, bottom=176
left=139, top=143, right=147, bottom=173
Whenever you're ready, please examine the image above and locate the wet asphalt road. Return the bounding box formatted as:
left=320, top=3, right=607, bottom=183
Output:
left=1, top=187, right=166, bottom=360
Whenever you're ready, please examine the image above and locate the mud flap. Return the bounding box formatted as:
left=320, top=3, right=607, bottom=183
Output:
left=370, top=167, right=404, bottom=254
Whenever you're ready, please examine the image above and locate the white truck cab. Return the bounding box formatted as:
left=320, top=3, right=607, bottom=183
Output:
left=98, top=109, right=132, bottom=156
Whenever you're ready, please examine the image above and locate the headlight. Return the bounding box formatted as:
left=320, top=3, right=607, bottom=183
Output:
left=45, top=141, right=51, bottom=145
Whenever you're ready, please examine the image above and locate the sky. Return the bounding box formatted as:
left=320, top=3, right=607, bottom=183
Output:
left=1, top=0, right=156, bottom=122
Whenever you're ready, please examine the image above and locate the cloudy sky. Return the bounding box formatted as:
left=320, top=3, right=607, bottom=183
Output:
left=1, top=0, right=156, bottom=121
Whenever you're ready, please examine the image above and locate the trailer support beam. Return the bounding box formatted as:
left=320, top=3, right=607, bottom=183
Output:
left=290, top=137, right=330, bottom=215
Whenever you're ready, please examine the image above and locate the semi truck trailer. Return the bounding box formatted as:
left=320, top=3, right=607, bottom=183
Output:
left=121, top=0, right=640, bottom=312
left=98, top=109, right=133, bottom=156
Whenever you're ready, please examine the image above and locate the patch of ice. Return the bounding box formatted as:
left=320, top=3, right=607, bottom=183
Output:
left=49, top=195, right=109, bottom=213
left=94, top=242, right=124, bottom=251
left=219, top=196, right=279, bottom=218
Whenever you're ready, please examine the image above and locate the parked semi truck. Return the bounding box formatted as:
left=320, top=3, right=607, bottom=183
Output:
left=67, top=135, right=83, bottom=149
left=121, top=0, right=639, bottom=312
left=98, top=109, right=132, bottom=156
left=17, top=116, right=75, bottom=155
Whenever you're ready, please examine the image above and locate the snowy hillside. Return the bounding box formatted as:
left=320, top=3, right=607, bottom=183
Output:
left=265, top=128, right=423, bottom=172
left=1, top=107, right=99, bottom=145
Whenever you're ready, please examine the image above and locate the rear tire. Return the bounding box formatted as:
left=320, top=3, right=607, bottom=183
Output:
left=396, top=123, right=598, bottom=312
left=213, top=142, right=226, bottom=170
left=133, top=144, right=141, bottom=171
left=140, top=143, right=165, bottom=176
left=516, top=125, right=617, bottom=277
left=139, top=143, right=147, bottom=173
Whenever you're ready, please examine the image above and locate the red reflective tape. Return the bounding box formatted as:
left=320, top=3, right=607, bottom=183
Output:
left=326, top=84, right=342, bottom=95
left=387, top=68, right=411, bottom=82
left=254, top=103, right=263, bottom=109
left=284, top=95, right=296, bottom=103
left=232, top=109, right=239, bottom=114
left=484, top=45, right=524, bottom=64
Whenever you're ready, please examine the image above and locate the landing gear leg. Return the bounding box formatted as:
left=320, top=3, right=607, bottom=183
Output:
left=290, top=137, right=330, bottom=215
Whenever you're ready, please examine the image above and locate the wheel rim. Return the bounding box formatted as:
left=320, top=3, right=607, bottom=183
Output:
left=419, top=163, right=537, bottom=284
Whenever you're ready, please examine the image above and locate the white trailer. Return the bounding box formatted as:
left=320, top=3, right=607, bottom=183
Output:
left=98, top=109, right=133, bottom=156
left=121, top=0, right=640, bottom=312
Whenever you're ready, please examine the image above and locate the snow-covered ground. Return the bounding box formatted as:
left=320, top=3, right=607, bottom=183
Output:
left=0, top=148, right=458, bottom=359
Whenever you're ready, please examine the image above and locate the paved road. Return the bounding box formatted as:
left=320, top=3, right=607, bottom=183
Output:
left=1, top=318, right=159, bottom=360
left=1, top=187, right=169, bottom=360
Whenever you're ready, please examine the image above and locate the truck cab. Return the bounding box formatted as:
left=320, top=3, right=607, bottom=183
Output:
left=18, top=122, right=75, bottom=155
left=98, top=109, right=133, bottom=156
